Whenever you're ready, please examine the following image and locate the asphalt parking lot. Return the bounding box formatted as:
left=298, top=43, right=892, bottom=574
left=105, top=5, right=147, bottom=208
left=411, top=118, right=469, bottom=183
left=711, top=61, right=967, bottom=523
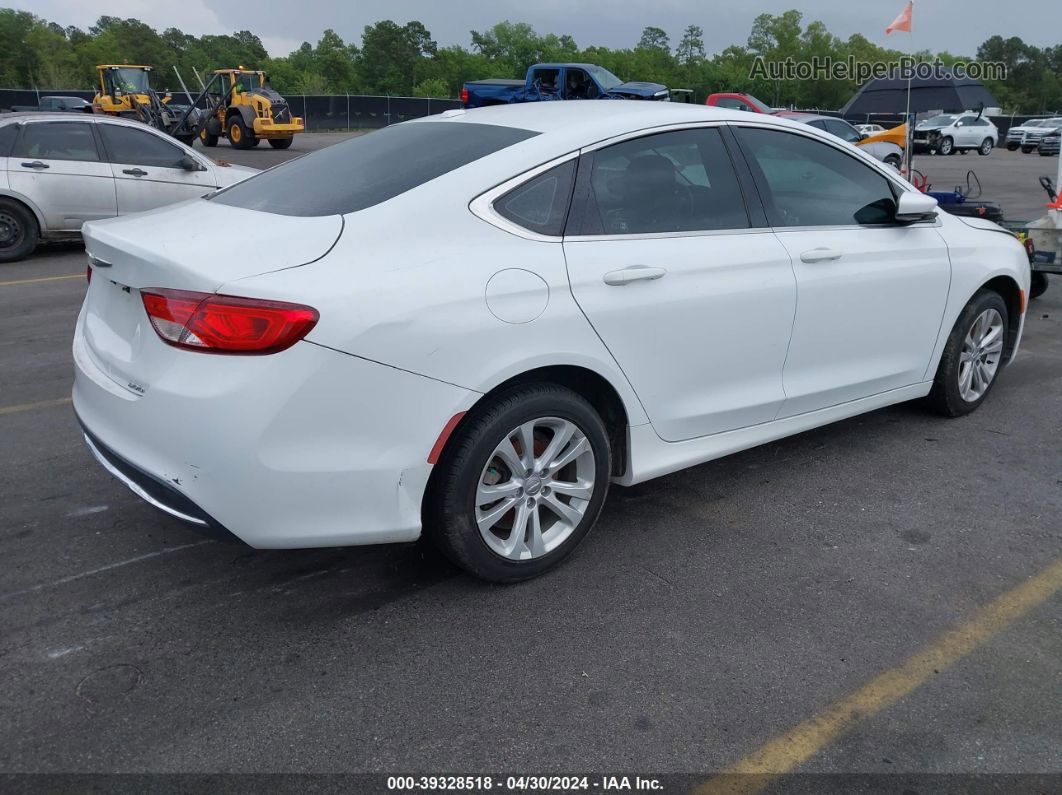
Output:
left=1, top=132, right=1060, bottom=789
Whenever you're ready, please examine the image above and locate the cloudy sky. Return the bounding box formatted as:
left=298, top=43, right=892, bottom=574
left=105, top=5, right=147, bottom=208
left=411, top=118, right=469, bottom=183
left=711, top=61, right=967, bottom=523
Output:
left=16, top=0, right=1062, bottom=58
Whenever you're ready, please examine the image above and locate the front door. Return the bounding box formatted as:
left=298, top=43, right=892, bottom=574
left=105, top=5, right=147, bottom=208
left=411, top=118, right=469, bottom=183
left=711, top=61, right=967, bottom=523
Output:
left=98, top=123, right=216, bottom=214
left=734, top=125, right=950, bottom=417
left=9, top=120, right=116, bottom=231
left=563, top=126, right=797, bottom=442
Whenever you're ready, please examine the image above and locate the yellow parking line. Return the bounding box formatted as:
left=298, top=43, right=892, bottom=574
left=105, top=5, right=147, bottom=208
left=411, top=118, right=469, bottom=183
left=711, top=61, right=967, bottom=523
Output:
left=0, top=397, right=73, bottom=416
left=0, top=273, right=83, bottom=287
left=696, top=556, right=1062, bottom=795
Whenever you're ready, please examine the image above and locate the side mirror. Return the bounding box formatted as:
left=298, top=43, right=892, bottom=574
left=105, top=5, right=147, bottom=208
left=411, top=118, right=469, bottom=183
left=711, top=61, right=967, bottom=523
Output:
left=895, top=192, right=938, bottom=223
left=179, top=155, right=203, bottom=172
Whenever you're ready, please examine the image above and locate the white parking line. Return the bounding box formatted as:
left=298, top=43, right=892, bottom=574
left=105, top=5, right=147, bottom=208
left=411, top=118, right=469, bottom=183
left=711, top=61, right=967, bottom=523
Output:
left=0, top=541, right=213, bottom=601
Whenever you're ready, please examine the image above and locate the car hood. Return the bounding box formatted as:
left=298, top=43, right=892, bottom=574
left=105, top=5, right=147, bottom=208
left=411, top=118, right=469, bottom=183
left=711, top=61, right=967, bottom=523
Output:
left=211, top=162, right=258, bottom=187
left=609, top=81, right=669, bottom=99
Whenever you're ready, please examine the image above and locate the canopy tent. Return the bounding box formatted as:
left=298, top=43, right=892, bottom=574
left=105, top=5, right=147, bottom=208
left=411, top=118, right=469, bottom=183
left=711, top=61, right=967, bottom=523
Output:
left=841, top=70, right=999, bottom=116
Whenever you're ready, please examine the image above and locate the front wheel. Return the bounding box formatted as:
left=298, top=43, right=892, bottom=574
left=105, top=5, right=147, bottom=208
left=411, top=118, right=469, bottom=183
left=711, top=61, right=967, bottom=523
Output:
left=1021, top=145, right=1034, bottom=154
left=939, top=136, right=955, bottom=155
left=884, top=153, right=902, bottom=168
left=927, top=290, right=1008, bottom=417
left=425, top=384, right=611, bottom=582
left=228, top=117, right=256, bottom=150
left=268, top=137, right=293, bottom=149
left=1006, top=143, right=1019, bottom=151
left=200, top=127, right=218, bottom=147
left=978, top=138, right=994, bottom=155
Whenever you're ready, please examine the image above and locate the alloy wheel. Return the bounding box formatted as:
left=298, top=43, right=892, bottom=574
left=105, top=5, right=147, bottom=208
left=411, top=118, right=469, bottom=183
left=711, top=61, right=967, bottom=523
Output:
left=475, top=417, right=596, bottom=561
left=958, top=308, right=1004, bottom=402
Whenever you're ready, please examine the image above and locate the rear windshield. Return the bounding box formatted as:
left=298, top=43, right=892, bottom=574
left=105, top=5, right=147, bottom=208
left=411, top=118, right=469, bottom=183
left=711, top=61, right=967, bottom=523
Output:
left=211, top=121, right=539, bottom=217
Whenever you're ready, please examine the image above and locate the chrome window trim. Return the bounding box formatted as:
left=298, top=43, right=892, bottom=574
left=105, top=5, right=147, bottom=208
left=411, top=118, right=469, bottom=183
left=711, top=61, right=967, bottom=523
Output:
left=469, top=152, right=579, bottom=243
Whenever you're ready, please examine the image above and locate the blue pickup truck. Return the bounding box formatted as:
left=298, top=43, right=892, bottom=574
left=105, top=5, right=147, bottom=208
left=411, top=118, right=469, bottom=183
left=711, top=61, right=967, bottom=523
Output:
left=461, top=63, right=669, bottom=108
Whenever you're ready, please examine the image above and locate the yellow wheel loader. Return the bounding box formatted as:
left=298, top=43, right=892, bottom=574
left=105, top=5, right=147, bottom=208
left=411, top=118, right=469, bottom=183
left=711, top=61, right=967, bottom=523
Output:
left=93, top=65, right=200, bottom=145
left=197, top=69, right=303, bottom=150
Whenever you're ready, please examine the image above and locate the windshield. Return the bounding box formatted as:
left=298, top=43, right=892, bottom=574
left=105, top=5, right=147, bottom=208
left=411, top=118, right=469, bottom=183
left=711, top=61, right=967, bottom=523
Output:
left=211, top=121, right=538, bottom=217
left=922, top=115, right=958, bottom=126
left=234, top=74, right=261, bottom=93
left=586, top=66, right=623, bottom=91
left=112, top=68, right=150, bottom=93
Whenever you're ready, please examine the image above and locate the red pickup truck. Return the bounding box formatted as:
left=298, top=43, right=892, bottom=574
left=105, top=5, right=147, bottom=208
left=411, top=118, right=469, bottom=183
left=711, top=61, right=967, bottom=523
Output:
left=704, top=93, right=773, bottom=113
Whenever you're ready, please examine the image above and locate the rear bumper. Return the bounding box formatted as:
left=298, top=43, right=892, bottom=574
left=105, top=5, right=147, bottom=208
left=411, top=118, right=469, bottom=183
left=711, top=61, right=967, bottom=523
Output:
left=80, top=424, right=245, bottom=544
left=252, top=118, right=304, bottom=137
left=73, top=312, right=477, bottom=549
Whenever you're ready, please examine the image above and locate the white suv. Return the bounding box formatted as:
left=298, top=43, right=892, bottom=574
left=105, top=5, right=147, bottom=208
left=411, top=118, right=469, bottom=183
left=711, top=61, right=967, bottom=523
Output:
left=915, top=113, right=998, bottom=156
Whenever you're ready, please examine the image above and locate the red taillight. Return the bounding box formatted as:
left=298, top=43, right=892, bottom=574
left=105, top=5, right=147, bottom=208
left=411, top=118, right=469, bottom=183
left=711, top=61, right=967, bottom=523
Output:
left=460, top=86, right=469, bottom=105
left=140, top=288, right=318, bottom=355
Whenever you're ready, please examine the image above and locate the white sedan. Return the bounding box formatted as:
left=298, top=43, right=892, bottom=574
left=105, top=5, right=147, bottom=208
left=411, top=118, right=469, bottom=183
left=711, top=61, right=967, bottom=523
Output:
left=74, top=102, right=1029, bottom=581
left=0, top=112, right=256, bottom=261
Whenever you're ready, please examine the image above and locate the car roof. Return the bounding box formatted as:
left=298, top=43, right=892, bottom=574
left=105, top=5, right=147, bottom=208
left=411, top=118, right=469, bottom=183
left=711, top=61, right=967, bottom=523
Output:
left=774, top=112, right=849, bottom=124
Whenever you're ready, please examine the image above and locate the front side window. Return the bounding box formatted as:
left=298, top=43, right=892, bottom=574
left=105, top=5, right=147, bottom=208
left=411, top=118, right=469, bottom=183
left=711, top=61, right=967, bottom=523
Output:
left=565, top=69, right=599, bottom=99
left=212, top=121, right=538, bottom=217
left=15, top=122, right=99, bottom=162
left=494, top=160, right=576, bottom=236
left=824, top=119, right=862, bottom=143
left=100, top=124, right=186, bottom=168
left=576, top=128, right=749, bottom=235
left=736, top=127, right=898, bottom=227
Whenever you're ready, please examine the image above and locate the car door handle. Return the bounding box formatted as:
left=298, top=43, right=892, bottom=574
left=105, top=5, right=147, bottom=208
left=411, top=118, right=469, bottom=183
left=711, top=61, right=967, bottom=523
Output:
left=20, top=161, right=49, bottom=169
left=800, top=248, right=843, bottom=263
left=122, top=168, right=148, bottom=177
left=602, top=265, right=667, bottom=286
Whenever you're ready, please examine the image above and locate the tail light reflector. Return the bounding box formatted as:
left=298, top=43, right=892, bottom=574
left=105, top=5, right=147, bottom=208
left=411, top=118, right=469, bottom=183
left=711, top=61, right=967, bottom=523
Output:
left=141, top=289, right=318, bottom=355
left=460, top=86, right=469, bottom=105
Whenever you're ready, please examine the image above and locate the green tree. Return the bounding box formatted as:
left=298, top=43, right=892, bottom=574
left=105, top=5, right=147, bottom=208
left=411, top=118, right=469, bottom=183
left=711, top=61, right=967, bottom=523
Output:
left=637, top=27, right=669, bottom=52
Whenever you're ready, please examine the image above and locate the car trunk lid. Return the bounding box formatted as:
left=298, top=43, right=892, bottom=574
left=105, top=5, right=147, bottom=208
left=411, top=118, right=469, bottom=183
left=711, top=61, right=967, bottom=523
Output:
left=80, top=199, right=341, bottom=397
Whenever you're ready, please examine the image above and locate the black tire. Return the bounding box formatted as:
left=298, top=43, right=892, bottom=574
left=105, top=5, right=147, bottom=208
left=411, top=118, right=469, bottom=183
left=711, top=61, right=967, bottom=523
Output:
left=268, top=137, right=293, bottom=149
left=227, top=116, right=256, bottom=150
left=0, top=198, right=39, bottom=263
left=926, top=289, right=1009, bottom=417
left=884, top=154, right=902, bottom=168
left=1030, top=272, right=1049, bottom=299
left=1039, top=147, right=1053, bottom=157
left=425, top=383, right=611, bottom=582
left=939, top=136, right=955, bottom=155
left=174, top=134, right=196, bottom=146
left=200, top=127, right=218, bottom=147
left=978, top=138, right=994, bottom=155
left=1006, top=143, right=1019, bottom=151
left=1021, top=146, right=1034, bottom=154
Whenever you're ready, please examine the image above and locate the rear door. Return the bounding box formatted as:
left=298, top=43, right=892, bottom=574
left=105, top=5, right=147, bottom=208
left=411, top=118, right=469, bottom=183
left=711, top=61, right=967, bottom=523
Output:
left=8, top=119, right=116, bottom=231
left=734, top=124, right=950, bottom=417
left=563, top=125, right=797, bottom=441
left=98, top=122, right=217, bottom=214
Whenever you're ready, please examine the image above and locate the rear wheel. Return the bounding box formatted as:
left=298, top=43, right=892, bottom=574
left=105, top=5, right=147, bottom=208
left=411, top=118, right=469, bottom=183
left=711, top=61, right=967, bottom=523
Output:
left=938, top=136, right=955, bottom=155
left=884, top=153, right=902, bottom=168
left=425, top=384, right=611, bottom=582
left=1030, top=272, right=1049, bottom=299
left=200, top=127, right=218, bottom=147
left=227, top=116, right=255, bottom=150
left=0, top=198, right=39, bottom=263
left=978, top=138, right=994, bottom=155
left=268, top=137, right=293, bottom=149
left=927, top=290, right=1008, bottom=417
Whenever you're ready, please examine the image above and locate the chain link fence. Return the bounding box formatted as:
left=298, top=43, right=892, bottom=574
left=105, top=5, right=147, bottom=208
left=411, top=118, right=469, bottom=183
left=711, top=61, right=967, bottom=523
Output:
left=0, top=89, right=461, bottom=130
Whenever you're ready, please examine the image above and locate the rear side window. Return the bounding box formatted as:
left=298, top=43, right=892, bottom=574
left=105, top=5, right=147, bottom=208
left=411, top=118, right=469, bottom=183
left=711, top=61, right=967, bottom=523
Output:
left=494, top=160, right=575, bottom=236
left=0, top=123, right=18, bottom=157
left=211, top=122, right=538, bottom=217
left=574, top=128, right=749, bottom=235
left=14, top=122, right=99, bottom=162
